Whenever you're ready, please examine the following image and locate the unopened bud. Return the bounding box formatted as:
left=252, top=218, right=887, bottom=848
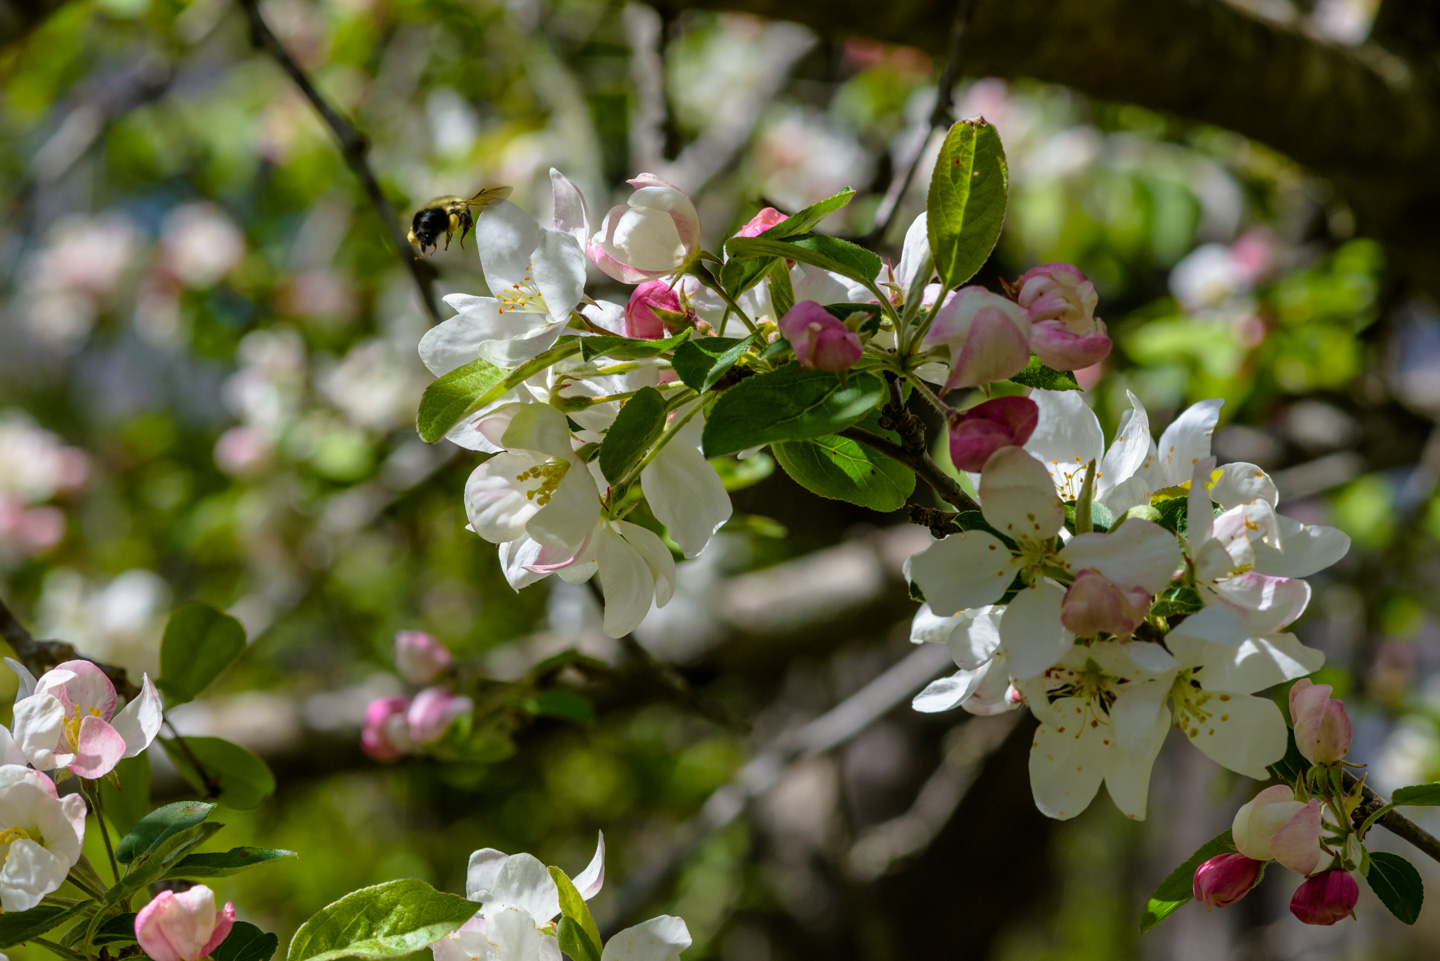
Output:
left=778, top=301, right=862, bottom=372
left=1289, top=679, right=1353, bottom=765
left=945, top=396, right=1039, bottom=472
left=1289, top=869, right=1359, bottom=926
left=1193, top=853, right=1264, bottom=910
left=394, top=630, right=451, bottom=685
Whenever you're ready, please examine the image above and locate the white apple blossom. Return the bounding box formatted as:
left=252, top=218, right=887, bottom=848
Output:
left=600, top=916, right=691, bottom=961
left=430, top=834, right=604, bottom=961
left=0, top=765, right=87, bottom=911
left=420, top=172, right=589, bottom=371
left=1014, top=641, right=1173, bottom=820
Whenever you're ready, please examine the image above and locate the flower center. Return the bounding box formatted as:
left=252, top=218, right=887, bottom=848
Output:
left=1044, top=658, right=1121, bottom=736
left=1170, top=668, right=1229, bottom=739
left=0, top=826, right=35, bottom=846
left=497, top=270, right=549, bottom=315
left=515, top=461, right=569, bottom=506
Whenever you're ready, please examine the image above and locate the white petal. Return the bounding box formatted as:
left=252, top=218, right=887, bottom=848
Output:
left=601, top=206, right=685, bottom=272
left=912, top=670, right=984, bottom=713
left=905, top=534, right=1019, bottom=614
left=11, top=693, right=65, bottom=771
left=466, top=848, right=509, bottom=901
left=1096, top=391, right=1151, bottom=503
left=501, top=403, right=577, bottom=461
left=464, top=453, right=547, bottom=544
left=477, top=202, right=544, bottom=293
left=963, top=657, right=1019, bottom=715
left=1176, top=632, right=1325, bottom=694
left=1000, top=581, right=1073, bottom=680
left=0, top=726, right=28, bottom=766
left=641, top=416, right=731, bottom=557
left=480, top=906, right=563, bottom=961
left=1100, top=474, right=1151, bottom=515
left=420, top=300, right=525, bottom=376
left=1100, top=705, right=1169, bottom=820
left=600, top=916, right=691, bottom=961
left=596, top=526, right=655, bottom=637
left=1180, top=692, right=1287, bottom=780
left=111, top=675, right=163, bottom=758
left=531, top=229, right=588, bottom=321
left=571, top=831, right=605, bottom=900
left=527, top=465, right=600, bottom=554
left=1028, top=724, right=1106, bottom=821
left=1210, top=573, right=1311, bottom=634
left=485, top=853, right=561, bottom=923
left=1059, top=519, right=1181, bottom=594
left=615, top=521, right=675, bottom=609
left=1211, top=462, right=1278, bottom=509
left=1156, top=398, right=1223, bottom=487
left=896, top=212, right=931, bottom=291
left=0, top=839, right=68, bottom=912
left=6, top=659, right=37, bottom=703
left=550, top=168, right=590, bottom=247
left=478, top=326, right=564, bottom=369
left=1187, top=456, right=1217, bottom=547
left=1122, top=641, right=1180, bottom=673
left=1252, top=516, right=1351, bottom=578
left=946, top=606, right=1004, bottom=670
left=979, top=447, right=1065, bottom=539
left=1024, top=390, right=1105, bottom=500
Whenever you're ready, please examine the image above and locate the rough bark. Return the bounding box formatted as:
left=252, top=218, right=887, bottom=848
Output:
left=661, top=0, right=1440, bottom=294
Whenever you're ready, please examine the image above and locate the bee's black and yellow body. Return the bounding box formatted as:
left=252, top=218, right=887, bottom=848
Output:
left=407, top=186, right=514, bottom=256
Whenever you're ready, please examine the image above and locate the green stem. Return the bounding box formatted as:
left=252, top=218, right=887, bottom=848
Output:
left=612, top=399, right=709, bottom=502
left=1357, top=802, right=1395, bottom=840
left=65, top=858, right=107, bottom=900
left=85, top=783, right=120, bottom=881
left=903, top=372, right=952, bottom=417
left=690, top=269, right=759, bottom=335
left=1075, top=460, right=1097, bottom=534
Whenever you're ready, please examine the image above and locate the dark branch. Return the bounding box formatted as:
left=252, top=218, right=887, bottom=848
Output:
left=235, top=0, right=441, bottom=323
left=1346, top=771, right=1440, bottom=866
left=0, top=596, right=139, bottom=700
left=840, top=424, right=977, bottom=513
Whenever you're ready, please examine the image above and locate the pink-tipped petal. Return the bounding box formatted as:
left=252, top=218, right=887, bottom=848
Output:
left=1030, top=319, right=1112, bottom=371
left=947, top=305, right=1032, bottom=390
left=200, top=903, right=236, bottom=957
left=1289, top=870, right=1359, bottom=926
left=69, top=715, right=127, bottom=779
left=37, top=660, right=117, bottom=720
left=946, top=396, right=1039, bottom=472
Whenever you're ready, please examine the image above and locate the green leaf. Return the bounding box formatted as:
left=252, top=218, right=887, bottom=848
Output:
left=1154, top=494, right=1190, bottom=537
left=1006, top=355, right=1080, bottom=392
left=719, top=189, right=855, bottom=296
left=89, top=913, right=139, bottom=946
left=115, top=800, right=215, bottom=864
left=287, top=879, right=479, bottom=961
left=598, top=387, right=667, bottom=484
left=0, top=901, right=94, bottom=948
left=1139, top=829, right=1233, bottom=932
left=120, top=820, right=227, bottom=891
left=557, top=917, right=601, bottom=961
left=416, top=358, right=508, bottom=444
left=579, top=329, right=689, bottom=362
left=701, top=366, right=886, bottom=457
left=1366, top=852, right=1424, bottom=925
left=1391, top=783, right=1440, bottom=806
left=768, top=260, right=795, bottom=319
left=161, top=736, right=276, bottom=810
left=927, top=118, right=1008, bottom=289
left=773, top=434, right=915, bottom=512
left=1151, top=586, right=1203, bottom=618
left=528, top=689, right=595, bottom=724
left=215, top=922, right=281, bottom=961
left=100, top=752, right=152, bottom=835
left=173, top=846, right=299, bottom=878
left=159, top=601, right=247, bottom=705
left=712, top=452, right=774, bottom=492
left=727, top=234, right=881, bottom=288
left=671, top=334, right=758, bottom=393
left=549, top=866, right=602, bottom=951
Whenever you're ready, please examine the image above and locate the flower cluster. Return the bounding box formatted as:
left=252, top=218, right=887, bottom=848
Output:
left=1194, top=684, right=1367, bottom=926
left=431, top=833, right=690, bottom=961
left=362, top=631, right=473, bottom=762
left=907, top=389, right=1349, bottom=821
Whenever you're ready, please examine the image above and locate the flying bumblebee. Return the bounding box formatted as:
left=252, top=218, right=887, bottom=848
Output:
left=407, top=186, right=513, bottom=255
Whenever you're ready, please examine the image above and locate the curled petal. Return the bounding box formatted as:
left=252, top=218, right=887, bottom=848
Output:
left=111, top=674, right=164, bottom=759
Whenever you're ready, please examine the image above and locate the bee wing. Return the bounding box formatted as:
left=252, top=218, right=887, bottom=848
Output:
left=465, top=185, right=514, bottom=209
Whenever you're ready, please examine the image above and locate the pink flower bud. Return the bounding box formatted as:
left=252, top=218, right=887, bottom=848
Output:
left=736, top=207, right=787, bottom=238
left=1232, top=784, right=1324, bottom=875
left=1193, top=853, right=1264, bottom=910
left=946, top=395, right=1039, bottom=472
left=1015, top=263, right=1111, bottom=371
left=360, top=696, right=413, bottom=762
left=1289, top=869, right=1359, bottom=926
left=135, top=886, right=236, bottom=961
left=407, top=687, right=474, bottom=744
left=1289, top=679, right=1353, bottom=765
left=624, top=280, right=684, bottom=339
left=589, top=174, right=700, bottom=284
left=778, top=301, right=863, bottom=372
left=922, top=287, right=1032, bottom=390
left=1060, top=570, right=1151, bottom=640
left=393, top=631, right=451, bottom=685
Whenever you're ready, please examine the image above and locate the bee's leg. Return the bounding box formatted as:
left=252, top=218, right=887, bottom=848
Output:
left=459, top=221, right=472, bottom=249
left=444, top=213, right=461, bottom=250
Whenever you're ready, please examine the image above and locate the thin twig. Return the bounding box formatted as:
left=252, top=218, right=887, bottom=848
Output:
left=235, top=0, right=441, bottom=323
left=865, top=0, right=976, bottom=245
left=1344, top=771, right=1440, bottom=865
left=165, top=719, right=223, bottom=798
left=0, top=596, right=138, bottom=699
left=840, top=426, right=977, bottom=513
left=86, top=783, right=121, bottom=881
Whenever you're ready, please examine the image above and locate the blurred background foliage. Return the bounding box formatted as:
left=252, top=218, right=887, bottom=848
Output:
left=3, top=0, right=1440, bottom=958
